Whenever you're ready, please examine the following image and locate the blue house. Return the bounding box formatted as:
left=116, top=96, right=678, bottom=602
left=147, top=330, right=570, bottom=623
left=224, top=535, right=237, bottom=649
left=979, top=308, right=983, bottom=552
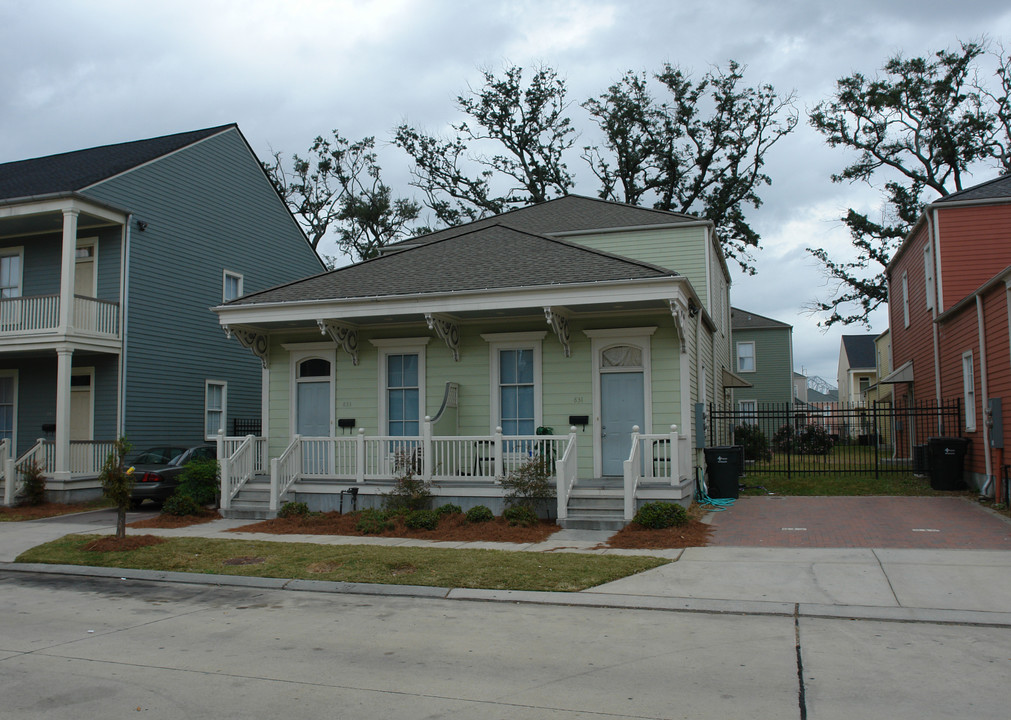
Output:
left=0, top=125, right=323, bottom=501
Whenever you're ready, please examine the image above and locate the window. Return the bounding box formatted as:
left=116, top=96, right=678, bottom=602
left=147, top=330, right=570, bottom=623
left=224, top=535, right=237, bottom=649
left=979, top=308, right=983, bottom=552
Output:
left=499, top=348, right=535, bottom=435
left=902, top=271, right=910, bottom=327
left=1, top=249, right=22, bottom=299
left=0, top=372, right=15, bottom=445
left=923, top=245, right=935, bottom=311
left=205, top=381, right=226, bottom=439
left=736, top=342, right=755, bottom=373
left=386, top=354, right=420, bottom=436
left=859, top=377, right=870, bottom=396
left=962, top=352, right=976, bottom=431
left=223, top=271, right=243, bottom=302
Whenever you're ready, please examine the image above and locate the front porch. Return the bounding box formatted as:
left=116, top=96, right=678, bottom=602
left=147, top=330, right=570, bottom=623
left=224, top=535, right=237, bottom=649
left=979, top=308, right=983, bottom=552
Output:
left=1, top=438, right=115, bottom=505
left=217, top=424, right=694, bottom=527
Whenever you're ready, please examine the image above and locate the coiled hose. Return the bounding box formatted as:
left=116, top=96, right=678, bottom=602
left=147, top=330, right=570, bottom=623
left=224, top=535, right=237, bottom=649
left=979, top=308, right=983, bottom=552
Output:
left=695, top=466, right=735, bottom=510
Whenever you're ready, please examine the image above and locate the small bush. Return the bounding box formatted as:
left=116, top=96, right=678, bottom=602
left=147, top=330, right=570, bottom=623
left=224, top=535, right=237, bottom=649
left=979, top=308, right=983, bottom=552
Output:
left=774, top=423, right=834, bottom=455
left=465, top=505, right=494, bottom=523
left=382, top=452, right=432, bottom=512
left=503, top=505, right=538, bottom=527
left=633, top=502, right=687, bottom=529
left=18, top=460, right=47, bottom=506
left=355, top=509, right=394, bottom=534
left=734, top=424, right=771, bottom=462
left=278, top=501, right=310, bottom=518
left=436, top=503, right=462, bottom=516
left=501, top=457, right=556, bottom=510
left=404, top=509, right=440, bottom=530
left=161, top=494, right=203, bottom=516
left=176, top=457, right=219, bottom=506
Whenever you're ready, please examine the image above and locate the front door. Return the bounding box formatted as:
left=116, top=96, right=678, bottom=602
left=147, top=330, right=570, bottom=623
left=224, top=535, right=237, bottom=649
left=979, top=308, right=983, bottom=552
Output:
left=294, top=356, right=333, bottom=474
left=601, top=371, right=644, bottom=476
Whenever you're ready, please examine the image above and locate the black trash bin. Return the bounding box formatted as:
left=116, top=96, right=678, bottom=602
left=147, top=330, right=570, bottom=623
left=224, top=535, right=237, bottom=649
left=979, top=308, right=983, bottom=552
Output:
left=704, top=445, right=743, bottom=499
left=927, top=437, right=971, bottom=490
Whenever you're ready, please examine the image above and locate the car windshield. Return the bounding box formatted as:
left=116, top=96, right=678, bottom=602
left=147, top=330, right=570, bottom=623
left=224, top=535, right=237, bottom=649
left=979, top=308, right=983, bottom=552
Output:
left=129, top=447, right=188, bottom=465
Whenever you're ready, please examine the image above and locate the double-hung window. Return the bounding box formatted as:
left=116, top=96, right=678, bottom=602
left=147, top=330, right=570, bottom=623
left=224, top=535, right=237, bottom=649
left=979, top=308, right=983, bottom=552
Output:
left=386, top=353, right=420, bottom=437
left=1, top=249, right=22, bottom=299
left=223, top=271, right=243, bottom=302
left=0, top=372, right=15, bottom=445
left=736, top=342, right=755, bottom=373
left=205, top=381, right=226, bottom=439
left=499, top=348, right=535, bottom=435
left=962, top=352, right=976, bottom=431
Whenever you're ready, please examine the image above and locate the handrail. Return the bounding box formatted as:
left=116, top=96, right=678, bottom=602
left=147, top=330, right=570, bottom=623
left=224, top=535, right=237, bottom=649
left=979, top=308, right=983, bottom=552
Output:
left=8, top=438, right=46, bottom=505
left=270, top=435, right=303, bottom=511
left=623, top=428, right=643, bottom=521
left=623, top=425, right=681, bottom=520
left=555, top=427, right=578, bottom=520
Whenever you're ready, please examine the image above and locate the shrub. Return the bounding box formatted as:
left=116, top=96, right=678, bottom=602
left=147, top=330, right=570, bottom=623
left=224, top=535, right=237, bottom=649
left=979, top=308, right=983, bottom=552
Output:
left=278, top=501, right=310, bottom=518
left=176, top=457, right=219, bottom=507
left=161, top=494, right=202, bottom=516
left=355, top=509, right=394, bottom=534
left=772, top=424, right=795, bottom=454
left=734, top=424, right=771, bottom=462
left=465, top=505, right=494, bottom=523
left=404, top=509, right=440, bottom=530
left=18, top=460, right=47, bottom=506
left=633, top=501, right=687, bottom=529
left=503, top=504, right=538, bottom=527
left=436, top=503, right=462, bottom=516
left=501, top=457, right=555, bottom=510
left=382, top=451, right=432, bottom=512
left=796, top=424, right=834, bottom=455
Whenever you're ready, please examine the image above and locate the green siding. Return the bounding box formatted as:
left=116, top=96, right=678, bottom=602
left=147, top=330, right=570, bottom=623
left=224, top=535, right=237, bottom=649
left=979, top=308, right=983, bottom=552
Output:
left=732, top=326, right=793, bottom=405
left=79, top=127, right=322, bottom=448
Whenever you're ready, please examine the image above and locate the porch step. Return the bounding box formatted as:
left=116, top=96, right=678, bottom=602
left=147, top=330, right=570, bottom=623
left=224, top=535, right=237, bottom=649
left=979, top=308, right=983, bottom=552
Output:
left=222, top=481, right=276, bottom=520
left=561, top=484, right=626, bottom=531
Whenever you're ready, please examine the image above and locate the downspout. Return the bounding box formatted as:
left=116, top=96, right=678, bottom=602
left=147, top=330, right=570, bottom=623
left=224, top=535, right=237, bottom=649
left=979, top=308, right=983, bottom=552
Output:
left=119, top=215, right=132, bottom=438
left=930, top=208, right=942, bottom=406
left=977, top=295, right=994, bottom=496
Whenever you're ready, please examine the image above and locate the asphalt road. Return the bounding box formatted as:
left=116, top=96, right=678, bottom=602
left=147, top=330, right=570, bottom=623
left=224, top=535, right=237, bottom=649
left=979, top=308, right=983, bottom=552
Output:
left=1, top=571, right=1008, bottom=719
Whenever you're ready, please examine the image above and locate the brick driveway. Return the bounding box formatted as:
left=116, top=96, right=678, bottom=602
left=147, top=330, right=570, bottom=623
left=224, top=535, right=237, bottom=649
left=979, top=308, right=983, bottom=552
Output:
left=706, top=496, right=1011, bottom=549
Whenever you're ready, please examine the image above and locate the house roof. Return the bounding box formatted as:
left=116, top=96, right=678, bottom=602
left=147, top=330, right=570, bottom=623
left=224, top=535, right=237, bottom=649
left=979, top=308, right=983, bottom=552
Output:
left=841, top=335, right=876, bottom=370
left=730, top=307, right=791, bottom=330
left=385, top=194, right=705, bottom=250
left=227, top=223, right=680, bottom=306
left=0, top=125, right=235, bottom=201
left=934, top=174, right=1011, bottom=204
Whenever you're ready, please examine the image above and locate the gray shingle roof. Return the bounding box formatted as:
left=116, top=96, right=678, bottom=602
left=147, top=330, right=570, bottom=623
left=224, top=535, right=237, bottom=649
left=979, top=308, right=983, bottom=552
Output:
left=0, top=125, right=234, bottom=201
left=841, top=335, right=876, bottom=369
left=934, top=174, right=1011, bottom=203
left=385, top=194, right=702, bottom=250
left=229, top=223, right=678, bottom=305
left=731, top=307, right=791, bottom=330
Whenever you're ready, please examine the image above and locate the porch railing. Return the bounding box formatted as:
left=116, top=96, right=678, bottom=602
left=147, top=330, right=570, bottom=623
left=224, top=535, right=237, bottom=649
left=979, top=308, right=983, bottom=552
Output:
left=623, top=425, right=682, bottom=520
left=218, top=434, right=267, bottom=510
left=555, top=427, right=579, bottom=520
left=0, top=295, right=59, bottom=334
left=73, top=295, right=119, bottom=336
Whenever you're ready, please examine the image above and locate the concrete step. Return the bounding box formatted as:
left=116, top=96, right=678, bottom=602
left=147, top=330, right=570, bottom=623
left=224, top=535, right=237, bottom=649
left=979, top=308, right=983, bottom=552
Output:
left=558, top=514, right=627, bottom=531
left=567, top=496, right=624, bottom=510
left=223, top=506, right=277, bottom=520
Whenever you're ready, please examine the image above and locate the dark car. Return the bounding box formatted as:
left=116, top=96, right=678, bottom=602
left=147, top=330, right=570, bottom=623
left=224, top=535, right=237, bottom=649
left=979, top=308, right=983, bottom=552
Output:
left=128, top=444, right=217, bottom=508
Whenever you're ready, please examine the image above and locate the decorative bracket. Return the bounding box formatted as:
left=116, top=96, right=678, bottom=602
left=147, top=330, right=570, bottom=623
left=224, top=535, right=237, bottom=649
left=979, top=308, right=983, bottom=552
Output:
left=425, top=313, right=460, bottom=361
left=318, top=319, right=359, bottom=366
left=224, top=325, right=269, bottom=369
left=543, top=306, right=571, bottom=357
left=668, top=299, right=688, bottom=352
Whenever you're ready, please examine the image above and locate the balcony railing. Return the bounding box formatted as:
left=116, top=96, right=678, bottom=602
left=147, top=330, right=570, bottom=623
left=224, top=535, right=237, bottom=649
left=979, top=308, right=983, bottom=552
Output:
left=0, top=294, right=119, bottom=338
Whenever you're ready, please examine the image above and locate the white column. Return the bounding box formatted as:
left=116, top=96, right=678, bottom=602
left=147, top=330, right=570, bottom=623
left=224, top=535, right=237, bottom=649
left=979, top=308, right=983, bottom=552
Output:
left=59, top=209, right=79, bottom=334
left=54, top=347, right=74, bottom=481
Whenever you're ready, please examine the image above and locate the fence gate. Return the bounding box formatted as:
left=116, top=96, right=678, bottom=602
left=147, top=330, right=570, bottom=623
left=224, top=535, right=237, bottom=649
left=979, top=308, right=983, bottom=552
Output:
left=705, top=400, right=962, bottom=478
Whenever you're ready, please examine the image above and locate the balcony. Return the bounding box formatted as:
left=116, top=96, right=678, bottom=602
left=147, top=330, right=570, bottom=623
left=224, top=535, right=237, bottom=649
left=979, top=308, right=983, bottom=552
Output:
left=0, top=294, right=119, bottom=340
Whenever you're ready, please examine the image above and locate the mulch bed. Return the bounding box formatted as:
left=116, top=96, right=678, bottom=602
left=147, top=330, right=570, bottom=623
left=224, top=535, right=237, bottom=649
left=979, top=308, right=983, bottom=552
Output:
left=0, top=502, right=107, bottom=522
left=233, top=511, right=562, bottom=544
left=83, top=535, right=168, bottom=552
left=604, top=520, right=713, bottom=549
left=128, top=510, right=221, bottom=529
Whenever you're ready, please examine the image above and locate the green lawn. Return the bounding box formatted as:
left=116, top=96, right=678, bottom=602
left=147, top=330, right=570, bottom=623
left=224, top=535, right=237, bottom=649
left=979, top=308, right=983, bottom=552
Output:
left=16, top=535, right=669, bottom=592
left=738, top=470, right=971, bottom=496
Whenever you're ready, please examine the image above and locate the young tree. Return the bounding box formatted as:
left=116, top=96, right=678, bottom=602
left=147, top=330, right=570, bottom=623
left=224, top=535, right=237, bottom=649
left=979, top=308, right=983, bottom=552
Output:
left=808, top=40, right=1011, bottom=327
left=395, top=65, right=576, bottom=226
left=263, top=133, right=422, bottom=262
left=100, top=437, right=133, bottom=540
left=583, top=62, right=798, bottom=274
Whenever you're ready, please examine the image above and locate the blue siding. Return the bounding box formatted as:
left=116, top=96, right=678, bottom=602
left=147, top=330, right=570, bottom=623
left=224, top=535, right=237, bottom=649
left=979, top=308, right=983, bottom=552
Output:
left=0, top=225, right=119, bottom=300
left=80, top=127, right=322, bottom=448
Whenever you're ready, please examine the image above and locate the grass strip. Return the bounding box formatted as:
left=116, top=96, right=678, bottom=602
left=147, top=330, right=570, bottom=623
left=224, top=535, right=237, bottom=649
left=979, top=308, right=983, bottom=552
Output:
left=738, top=472, right=972, bottom=497
left=16, top=535, right=669, bottom=592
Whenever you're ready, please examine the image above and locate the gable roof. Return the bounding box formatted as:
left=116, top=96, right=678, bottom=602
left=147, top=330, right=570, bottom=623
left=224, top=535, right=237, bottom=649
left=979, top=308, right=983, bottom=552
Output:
left=731, top=307, right=791, bottom=330
left=228, top=223, right=679, bottom=306
left=841, top=335, right=876, bottom=369
left=934, top=174, right=1011, bottom=204
left=385, top=194, right=705, bottom=251
left=0, top=125, right=235, bottom=201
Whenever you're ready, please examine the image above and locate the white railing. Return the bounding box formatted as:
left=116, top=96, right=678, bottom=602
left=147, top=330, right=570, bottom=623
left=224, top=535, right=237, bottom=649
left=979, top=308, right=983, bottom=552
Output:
left=73, top=295, right=119, bottom=337
left=623, top=425, right=682, bottom=521
left=555, top=427, right=579, bottom=520
left=270, top=436, right=303, bottom=512
left=221, top=435, right=267, bottom=474
left=0, top=295, right=59, bottom=335
left=1, top=439, right=13, bottom=506
left=7, top=439, right=46, bottom=505
left=68, top=440, right=116, bottom=475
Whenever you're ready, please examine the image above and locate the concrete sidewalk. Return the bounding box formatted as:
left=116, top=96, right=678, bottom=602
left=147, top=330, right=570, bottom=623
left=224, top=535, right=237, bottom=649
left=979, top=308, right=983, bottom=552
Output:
left=3, top=507, right=1011, bottom=627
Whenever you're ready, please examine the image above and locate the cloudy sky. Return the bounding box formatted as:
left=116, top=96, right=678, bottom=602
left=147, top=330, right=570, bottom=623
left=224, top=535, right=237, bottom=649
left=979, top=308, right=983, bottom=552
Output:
left=3, top=0, right=1011, bottom=384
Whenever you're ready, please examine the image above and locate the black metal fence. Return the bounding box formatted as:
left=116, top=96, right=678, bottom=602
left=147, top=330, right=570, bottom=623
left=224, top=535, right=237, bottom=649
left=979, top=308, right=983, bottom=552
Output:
left=231, top=418, right=262, bottom=436
left=705, top=399, right=962, bottom=477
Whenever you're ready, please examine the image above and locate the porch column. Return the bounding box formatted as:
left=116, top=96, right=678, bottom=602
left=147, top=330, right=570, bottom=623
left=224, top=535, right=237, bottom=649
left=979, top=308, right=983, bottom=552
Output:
left=54, top=347, right=74, bottom=481
left=59, top=209, right=79, bottom=334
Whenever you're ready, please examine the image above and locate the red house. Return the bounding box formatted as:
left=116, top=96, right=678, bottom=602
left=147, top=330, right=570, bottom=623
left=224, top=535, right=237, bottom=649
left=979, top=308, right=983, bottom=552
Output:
left=885, top=175, right=1011, bottom=501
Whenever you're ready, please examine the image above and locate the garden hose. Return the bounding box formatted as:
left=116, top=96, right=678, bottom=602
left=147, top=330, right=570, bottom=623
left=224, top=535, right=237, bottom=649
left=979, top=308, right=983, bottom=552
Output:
left=695, top=466, right=735, bottom=510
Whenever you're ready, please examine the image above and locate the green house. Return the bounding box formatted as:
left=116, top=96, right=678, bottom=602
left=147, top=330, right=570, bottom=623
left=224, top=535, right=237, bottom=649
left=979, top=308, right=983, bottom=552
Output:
left=729, top=307, right=796, bottom=413
left=215, top=196, right=733, bottom=527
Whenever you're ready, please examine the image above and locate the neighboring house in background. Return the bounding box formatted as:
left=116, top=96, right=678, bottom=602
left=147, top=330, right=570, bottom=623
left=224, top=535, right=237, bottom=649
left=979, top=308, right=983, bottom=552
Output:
left=729, top=307, right=794, bottom=414
left=866, top=330, right=894, bottom=405
left=837, top=335, right=878, bottom=404
left=214, top=195, right=733, bottom=525
left=886, top=174, right=1011, bottom=498
left=793, top=371, right=808, bottom=404
left=0, top=125, right=323, bottom=502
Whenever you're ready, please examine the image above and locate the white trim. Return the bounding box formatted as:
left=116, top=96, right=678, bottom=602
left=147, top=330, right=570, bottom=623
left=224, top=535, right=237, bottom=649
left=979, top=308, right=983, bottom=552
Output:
left=282, top=341, right=335, bottom=351
left=75, top=237, right=98, bottom=297
left=289, top=349, right=336, bottom=439
left=902, top=271, right=910, bottom=328
left=0, top=369, right=17, bottom=452
left=486, top=336, right=543, bottom=434
left=480, top=331, right=547, bottom=342
left=204, top=379, right=227, bottom=440
left=0, top=245, right=24, bottom=298
left=590, top=330, right=654, bottom=477
left=736, top=340, right=756, bottom=373
left=375, top=340, right=427, bottom=436
left=223, top=270, right=244, bottom=302
left=962, top=351, right=976, bottom=431
left=70, top=366, right=95, bottom=441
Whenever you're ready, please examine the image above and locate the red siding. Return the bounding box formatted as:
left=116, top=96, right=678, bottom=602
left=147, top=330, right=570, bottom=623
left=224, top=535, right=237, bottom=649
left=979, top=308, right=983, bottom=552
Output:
left=936, top=205, right=1011, bottom=308
left=888, top=224, right=937, bottom=404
